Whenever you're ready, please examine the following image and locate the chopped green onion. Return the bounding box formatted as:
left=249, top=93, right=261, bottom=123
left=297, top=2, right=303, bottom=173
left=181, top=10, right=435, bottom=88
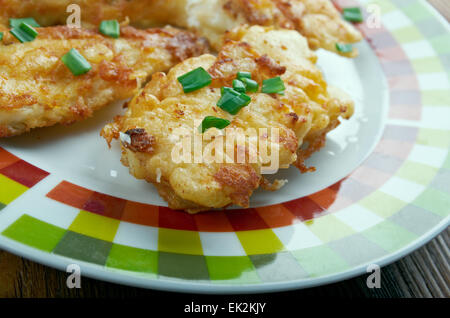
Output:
left=0, top=32, right=3, bottom=41
left=199, top=116, right=230, bottom=133
left=232, top=79, right=246, bottom=93
left=10, top=22, right=38, bottom=43
left=343, top=7, right=363, bottom=23
left=9, top=17, right=40, bottom=28
left=262, top=76, right=285, bottom=94
left=221, top=87, right=238, bottom=95
left=177, top=67, right=212, bottom=93
left=237, top=71, right=252, bottom=80
left=335, top=43, right=353, bottom=53
left=241, top=77, right=259, bottom=92
left=99, top=20, right=120, bottom=38
left=217, top=87, right=251, bottom=115
left=61, top=48, right=92, bottom=76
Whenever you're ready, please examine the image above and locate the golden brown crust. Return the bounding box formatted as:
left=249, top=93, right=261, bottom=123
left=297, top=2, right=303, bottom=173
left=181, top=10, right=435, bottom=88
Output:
left=236, top=0, right=273, bottom=25
left=123, top=128, right=156, bottom=154
left=294, top=116, right=341, bottom=172
left=98, top=60, right=137, bottom=88
left=208, top=41, right=287, bottom=88
left=0, top=0, right=361, bottom=56
left=166, top=32, right=211, bottom=62
left=102, top=25, right=355, bottom=212
left=154, top=182, right=206, bottom=212
left=255, top=54, right=287, bottom=77
left=0, top=25, right=208, bottom=137
left=214, top=164, right=261, bottom=208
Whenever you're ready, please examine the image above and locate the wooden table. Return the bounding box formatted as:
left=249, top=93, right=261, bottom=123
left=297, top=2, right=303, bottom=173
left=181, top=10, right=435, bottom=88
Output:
left=0, top=1, right=449, bottom=299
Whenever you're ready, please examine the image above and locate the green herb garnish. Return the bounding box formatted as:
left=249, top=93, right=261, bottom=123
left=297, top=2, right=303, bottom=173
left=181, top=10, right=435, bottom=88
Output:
left=177, top=67, right=212, bottom=93
left=99, top=20, right=120, bottom=38
left=199, top=116, right=231, bottom=133
left=61, top=48, right=92, bottom=76
left=217, top=87, right=251, bottom=115
left=261, top=76, right=285, bottom=94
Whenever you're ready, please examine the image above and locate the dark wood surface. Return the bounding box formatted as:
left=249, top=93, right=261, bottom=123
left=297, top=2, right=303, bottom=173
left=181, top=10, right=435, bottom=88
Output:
left=0, top=1, right=449, bottom=299
left=429, top=0, right=450, bottom=21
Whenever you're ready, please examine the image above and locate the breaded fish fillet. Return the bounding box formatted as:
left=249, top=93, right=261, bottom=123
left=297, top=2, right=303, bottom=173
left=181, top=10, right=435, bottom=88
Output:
left=101, top=26, right=354, bottom=213
left=0, top=25, right=208, bottom=137
left=0, top=0, right=362, bottom=57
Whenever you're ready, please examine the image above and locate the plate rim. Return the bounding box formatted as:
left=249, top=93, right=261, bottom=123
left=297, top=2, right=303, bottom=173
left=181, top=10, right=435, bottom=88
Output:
left=0, top=0, right=449, bottom=294
left=0, top=216, right=447, bottom=294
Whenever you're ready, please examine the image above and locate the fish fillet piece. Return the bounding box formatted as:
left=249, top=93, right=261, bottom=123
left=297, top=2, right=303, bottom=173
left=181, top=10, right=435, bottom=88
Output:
left=101, top=26, right=354, bottom=213
left=0, top=0, right=362, bottom=57
left=0, top=25, right=208, bottom=137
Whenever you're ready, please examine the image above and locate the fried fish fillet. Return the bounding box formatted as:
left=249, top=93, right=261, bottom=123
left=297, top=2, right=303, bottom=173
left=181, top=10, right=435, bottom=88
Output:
left=101, top=26, right=354, bottom=213
left=0, top=0, right=362, bottom=57
left=0, top=25, right=208, bottom=137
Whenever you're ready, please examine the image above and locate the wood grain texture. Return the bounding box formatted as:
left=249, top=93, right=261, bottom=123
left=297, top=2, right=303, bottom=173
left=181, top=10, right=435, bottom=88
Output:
left=0, top=0, right=449, bottom=299
left=429, top=0, right=450, bottom=21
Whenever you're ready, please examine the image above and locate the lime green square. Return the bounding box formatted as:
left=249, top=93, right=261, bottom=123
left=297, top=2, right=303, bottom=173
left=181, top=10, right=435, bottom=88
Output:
left=360, top=191, right=406, bottom=218
left=304, top=214, right=354, bottom=243
left=0, top=174, right=28, bottom=204
left=430, top=34, right=450, bottom=54
left=236, top=229, right=284, bottom=255
left=413, top=188, right=450, bottom=217
left=417, top=129, right=450, bottom=149
left=396, top=161, right=438, bottom=185
left=158, top=228, right=203, bottom=255
left=402, top=2, right=432, bottom=22
left=291, top=245, right=349, bottom=277
left=422, top=90, right=450, bottom=106
left=412, top=57, right=444, bottom=74
left=363, top=220, right=417, bottom=253
left=369, top=0, right=396, bottom=14
left=205, top=256, right=260, bottom=283
left=2, top=214, right=66, bottom=252
left=106, top=244, right=157, bottom=275
left=68, top=210, right=120, bottom=242
left=392, top=26, right=423, bottom=43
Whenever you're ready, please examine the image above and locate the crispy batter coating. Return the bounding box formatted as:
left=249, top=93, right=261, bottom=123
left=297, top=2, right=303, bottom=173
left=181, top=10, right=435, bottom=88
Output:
left=101, top=26, right=354, bottom=213
left=0, top=25, right=208, bottom=137
left=0, top=0, right=362, bottom=57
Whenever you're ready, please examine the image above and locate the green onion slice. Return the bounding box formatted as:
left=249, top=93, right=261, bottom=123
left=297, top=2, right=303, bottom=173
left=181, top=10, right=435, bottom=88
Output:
left=335, top=43, right=353, bottom=53
left=177, top=67, right=212, bottom=93
left=99, top=20, right=120, bottom=38
left=232, top=79, right=246, bottom=93
left=9, top=18, right=40, bottom=28
left=0, top=32, right=3, bottom=41
left=217, top=87, right=251, bottom=115
left=199, top=116, right=231, bottom=133
left=61, top=48, right=92, bottom=76
left=262, top=76, right=285, bottom=94
left=237, top=71, right=252, bottom=80
left=241, top=77, right=259, bottom=92
left=342, top=7, right=363, bottom=23
left=10, top=22, right=38, bottom=43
